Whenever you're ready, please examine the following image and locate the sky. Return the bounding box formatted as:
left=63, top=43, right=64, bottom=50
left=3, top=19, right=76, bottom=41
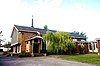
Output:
left=0, top=0, right=100, bottom=44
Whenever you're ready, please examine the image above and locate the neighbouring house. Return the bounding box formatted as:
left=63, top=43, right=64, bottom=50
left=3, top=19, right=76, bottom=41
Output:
left=70, top=32, right=89, bottom=53
left=70, top=32, right=98, bottom=54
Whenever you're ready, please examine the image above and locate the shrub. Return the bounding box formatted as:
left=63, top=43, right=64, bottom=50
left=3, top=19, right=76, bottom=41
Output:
left=80, top=44, right=85, bottom=54
left=18, top=52, right=32, bottom=57
left=3, top=51, right=9, bottom=55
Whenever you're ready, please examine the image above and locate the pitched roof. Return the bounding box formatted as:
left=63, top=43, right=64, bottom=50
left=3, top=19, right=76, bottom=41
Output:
left=14, top=25, right=86, bottom=39
left=14, top=25, right=56, bottom=34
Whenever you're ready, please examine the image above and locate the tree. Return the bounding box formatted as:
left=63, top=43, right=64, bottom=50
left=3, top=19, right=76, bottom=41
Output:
left=80, top=32, right=86, bottom=37
left=43, top=31, right=55, bottom=53
left=66, top=40, right=75, bottom=54
left=73, top=31, right=86, bottom=37
left=43, top=31, right=75, bottom=54
left=0, top=31, right=4, bottom=45
left=4, top=41, right=11, bottom=48
left=44, top=25, right=48, bottom=31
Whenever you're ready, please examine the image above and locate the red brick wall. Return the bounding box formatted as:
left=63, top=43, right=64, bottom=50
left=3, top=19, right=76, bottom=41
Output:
left=75, top=42, right=89, bottom=53
left=84, top=44, right=89, bottom=53
left=77, top=38, right=81, bottom=41
left=97, top=40, right=100, bottom=55
left=18, top=31, right=38, bottom=52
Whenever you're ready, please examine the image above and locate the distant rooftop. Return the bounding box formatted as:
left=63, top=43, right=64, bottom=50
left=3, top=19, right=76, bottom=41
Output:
left=96, top=38, right=100, bottom=40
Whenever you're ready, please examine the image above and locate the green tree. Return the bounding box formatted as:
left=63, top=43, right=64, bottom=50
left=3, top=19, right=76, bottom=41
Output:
left=4, top=41, right=11, bottom=48
left=44, top=25, right=48, bottom=31
left=66, top=40, right=75, bottom=54
left=43, top=31, right=55, bottom=54
left=0, top=31, right=4, bottom=45
left=43, top=31, right=75, bottom=54
left=54, top=32, right=69, bottom=54
left=73, top=31, right=86, bottom=37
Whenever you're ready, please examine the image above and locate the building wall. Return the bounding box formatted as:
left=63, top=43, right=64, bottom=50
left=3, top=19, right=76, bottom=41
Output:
left=13, top=46, right=16, bottom=53
left=18, top=31, right=38, bottom=52
left=26, top=40, right=33, bottom=53
left=26, top=41, right=31, bottom=52
left=74, top=42, right=89, bottom=53
left=97, top=40, right=100, bottom=55
left=84, top=44, right=89, bottom=53
left=17, top=45, right=21, bottom=53
left=11, top=28, right=18, bottom=44
left=89, top=43, right=98, bottom=53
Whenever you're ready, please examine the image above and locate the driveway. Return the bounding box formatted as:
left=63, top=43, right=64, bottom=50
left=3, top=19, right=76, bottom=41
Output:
left=0, top=53, right=98, bottom=66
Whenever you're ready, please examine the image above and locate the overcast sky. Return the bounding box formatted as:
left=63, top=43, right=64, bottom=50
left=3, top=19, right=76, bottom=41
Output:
left=0, top=0, right=100, bottom=44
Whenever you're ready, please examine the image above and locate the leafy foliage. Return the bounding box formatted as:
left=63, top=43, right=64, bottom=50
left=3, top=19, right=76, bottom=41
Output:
left=0, top=31, right=4, bottom=44
left=17, top=51, right=32, bottom=57
left=73, top=31, right=86, bottom=37
left=43, top=31, right=75, bottom=54
left=4, top=41, right=11, bottom=48
left=44, top=25, right=48, bottom=31
left=80, top=43, right=85, bottom=54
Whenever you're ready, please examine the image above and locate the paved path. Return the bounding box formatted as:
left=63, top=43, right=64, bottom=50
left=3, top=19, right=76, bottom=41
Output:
left=0, top=53, right=98, bottom=66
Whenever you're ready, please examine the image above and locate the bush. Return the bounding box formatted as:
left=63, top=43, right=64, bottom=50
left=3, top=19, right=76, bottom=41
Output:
left=3, top=51, right=9, bottom=55
left=80, top=44, right=85, bottom=54
left=18, top=52, right=32, bottom=57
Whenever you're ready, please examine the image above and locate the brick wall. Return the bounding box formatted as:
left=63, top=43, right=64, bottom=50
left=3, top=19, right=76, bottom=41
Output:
left=96, top=40, right=100, bottom=55
left=18, top=31, right=38, bottom=52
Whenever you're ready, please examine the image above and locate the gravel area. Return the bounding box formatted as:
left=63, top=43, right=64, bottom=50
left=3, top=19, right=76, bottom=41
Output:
left=0, top=53, right=98, bottom=66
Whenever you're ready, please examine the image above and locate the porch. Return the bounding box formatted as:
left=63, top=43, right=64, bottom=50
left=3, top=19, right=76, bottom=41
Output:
left=25, top=36, right=47, bottom=56
left=11, top=42, right=21, bottom=55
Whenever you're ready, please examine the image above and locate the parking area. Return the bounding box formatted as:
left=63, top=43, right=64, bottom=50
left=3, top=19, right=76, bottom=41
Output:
left=0, top=53, right=97, bottom=66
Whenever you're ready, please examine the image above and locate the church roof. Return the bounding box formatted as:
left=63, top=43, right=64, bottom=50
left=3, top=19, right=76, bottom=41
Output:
left=14, top=25, right=86, bottom=39
left=14, top=25, right=56, bottom=34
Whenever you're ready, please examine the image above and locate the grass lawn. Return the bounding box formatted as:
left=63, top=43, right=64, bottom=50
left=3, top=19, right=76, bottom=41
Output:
left=49, top=54, right=100, bottom=64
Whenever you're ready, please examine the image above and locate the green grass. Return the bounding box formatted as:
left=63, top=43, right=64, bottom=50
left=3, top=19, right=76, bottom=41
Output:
left=49, top=54, right=100, bottom=64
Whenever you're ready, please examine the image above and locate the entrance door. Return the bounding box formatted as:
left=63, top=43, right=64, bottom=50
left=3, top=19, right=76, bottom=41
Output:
left=33, top=44, right=39, bottom=53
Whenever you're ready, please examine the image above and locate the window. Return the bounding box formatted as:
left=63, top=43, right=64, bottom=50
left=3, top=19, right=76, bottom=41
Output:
left=73, top=39, right=77, bottom=41
left=89, top=43, right=95, bottom=50
left=89, top=44, right=92, bottom=50
left=81, top=40, right=85, bottom=41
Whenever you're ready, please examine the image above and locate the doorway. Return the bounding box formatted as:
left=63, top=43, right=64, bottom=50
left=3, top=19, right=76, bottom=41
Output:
left=33, top=44, right=39, bottom=53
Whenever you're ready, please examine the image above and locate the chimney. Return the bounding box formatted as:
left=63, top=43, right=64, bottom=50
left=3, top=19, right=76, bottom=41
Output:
left=31, top=15, right=34, bottom=28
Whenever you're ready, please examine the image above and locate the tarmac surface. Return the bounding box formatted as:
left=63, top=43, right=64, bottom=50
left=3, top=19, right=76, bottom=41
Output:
left=0, top=52, right=98, bottom=66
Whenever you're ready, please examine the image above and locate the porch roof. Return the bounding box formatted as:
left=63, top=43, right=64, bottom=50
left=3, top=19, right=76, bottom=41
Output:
left=25, top=36, right=43, bottom=41
left=11, top=42, right=20, bottom=46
